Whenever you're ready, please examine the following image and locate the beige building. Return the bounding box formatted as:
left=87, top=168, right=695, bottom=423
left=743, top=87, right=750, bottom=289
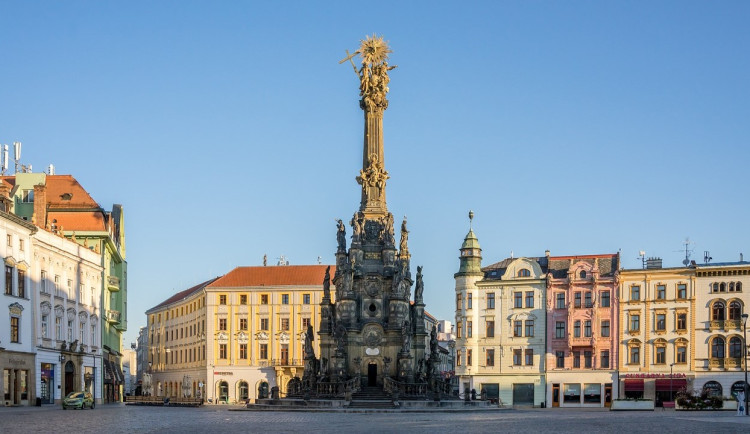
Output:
left=617, top=264, right=695, bottom=403
left=204, top=265, right=332, bottom=403
left=693, top=261, right=749, bottom=399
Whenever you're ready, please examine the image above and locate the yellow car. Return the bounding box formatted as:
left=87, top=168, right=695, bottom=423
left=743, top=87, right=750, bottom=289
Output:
left=62, top=391, right=95, bottom=410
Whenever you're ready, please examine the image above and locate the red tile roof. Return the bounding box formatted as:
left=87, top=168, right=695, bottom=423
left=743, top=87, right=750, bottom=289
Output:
left=148, top=277, right=222, bottom=312
left=45, top=175, right=99, bottom=208
left=208, top=265, right=334, bottom=288
left=47, top=211, right=106, bottom=232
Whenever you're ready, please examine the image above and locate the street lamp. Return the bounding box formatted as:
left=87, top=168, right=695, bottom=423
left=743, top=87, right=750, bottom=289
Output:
left=669, top=363, right=675, bottom=403
left=742, top=312, right=748, bottom=416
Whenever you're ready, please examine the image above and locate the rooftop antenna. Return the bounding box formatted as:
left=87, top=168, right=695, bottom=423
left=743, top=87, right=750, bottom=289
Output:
left=47, top=164, right=55, bottom=175
left=678, top=237, right=694, bottom=267
left=703, top=251, right=712, bottom=264
left=13, top=141, right=21, bottom=174
left=637, top=250, right=646, bottom=269
left=1, top=145, right=8, bottom=175
left=317, top=256, right=322, bottom=264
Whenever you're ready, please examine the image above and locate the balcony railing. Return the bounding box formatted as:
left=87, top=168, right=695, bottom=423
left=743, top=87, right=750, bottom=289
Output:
left=725, top=319, right=741, bottom=330
left=106, top=309, right=121, bottom=324
left=107, top=276, right=120, bottom=292
left=709, top=320, right=724, bottom=331
left=725, top=357, right=741, bottom=369
left=708, top=358, right=724, bottom=369
left=270, top=359, right=302, bottom=367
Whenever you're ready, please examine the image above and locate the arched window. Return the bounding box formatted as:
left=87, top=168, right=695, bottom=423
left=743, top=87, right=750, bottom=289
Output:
left=703, top=381, right=722, bottom=398
left=729, top=337, right=742, bottom=358
left=518, top=269, right=531, bottom=277
left=712, top=301, right=725, bottom=321
left=712, top=283, right=719, bottom=293
left=579, top=270, right=587, bottom=279
left=239, top=381, right=249, bottom=401
left=729, top=282, right=735, bottom=292
left=719, top=283, right=726, bottom=292
left=737, top=282, right=743, bottom=292
left=728, top=301, right=742, bottom=320
left=711, top=336, right=725, bottom=359
left=219, top=381, right=228, bottom=403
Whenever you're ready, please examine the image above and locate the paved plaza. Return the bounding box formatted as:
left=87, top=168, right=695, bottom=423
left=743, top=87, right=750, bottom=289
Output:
left=1, top=404, right=750, bottom=433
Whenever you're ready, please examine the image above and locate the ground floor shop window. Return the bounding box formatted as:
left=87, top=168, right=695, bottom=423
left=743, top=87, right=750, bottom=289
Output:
left=624, top=379, right=644, bottom=399
left=703, top=381, right=722, bottom=398
left=583, top=383, right=601, bottom=403
left=481, top=383, right=499, bottom=402
left=564, top=384, right=581, bottom=403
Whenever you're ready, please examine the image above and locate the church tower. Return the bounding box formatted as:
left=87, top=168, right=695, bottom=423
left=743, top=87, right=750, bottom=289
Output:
left=313, top=36, right=436, bottom=394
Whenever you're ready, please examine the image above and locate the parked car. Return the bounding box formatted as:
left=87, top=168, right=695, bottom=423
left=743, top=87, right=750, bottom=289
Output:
left=62, top=391, right=95, bottom=410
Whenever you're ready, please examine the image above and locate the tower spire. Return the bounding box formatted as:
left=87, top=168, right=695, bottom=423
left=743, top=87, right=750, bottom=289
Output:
left=344, top=35, right=396, bottom=219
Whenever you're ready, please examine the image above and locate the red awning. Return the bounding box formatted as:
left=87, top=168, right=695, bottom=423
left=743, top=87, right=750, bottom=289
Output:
left=655, top=379, right=687, bottom=391
left=624, top=379, right=644, bottom=391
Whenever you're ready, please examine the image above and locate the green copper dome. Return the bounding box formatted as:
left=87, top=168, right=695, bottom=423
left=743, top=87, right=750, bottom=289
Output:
left=461, top=229, right=481, bottom=250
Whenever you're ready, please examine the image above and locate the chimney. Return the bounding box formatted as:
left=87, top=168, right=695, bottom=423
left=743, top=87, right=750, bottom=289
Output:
left=0, top=182, right=10, bottom=212
left=33, top=183, right=47, bottom=229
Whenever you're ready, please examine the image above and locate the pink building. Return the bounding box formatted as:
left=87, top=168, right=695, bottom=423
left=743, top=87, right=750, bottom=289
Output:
left=545, top=254, right=620, bottom=407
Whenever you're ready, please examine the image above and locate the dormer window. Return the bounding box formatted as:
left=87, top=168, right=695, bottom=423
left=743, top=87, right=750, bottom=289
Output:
left=517, top=269, right=531, bottom=277
left=60, top=193, right=72, bottom=201
left=579, top=270, right=586, bottom=279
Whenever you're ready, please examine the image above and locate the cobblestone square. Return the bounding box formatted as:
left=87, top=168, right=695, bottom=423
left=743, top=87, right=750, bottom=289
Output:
left=1, top=404, right=749, bottom=433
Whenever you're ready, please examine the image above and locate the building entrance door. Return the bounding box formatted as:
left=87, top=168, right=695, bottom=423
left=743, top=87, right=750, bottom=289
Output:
left=552, top=384, right=560, bottom=407
left=604, top=384, right=612, bottom=408
left=512, top=383, right=534, bottom=405
left=64, top=361, right=75, bottom=396
left=367, top=363, right=377, bottom=387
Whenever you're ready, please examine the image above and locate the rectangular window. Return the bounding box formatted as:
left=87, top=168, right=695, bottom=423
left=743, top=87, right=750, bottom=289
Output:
left=219, top=344, right=227, bottom=359
left=574, top=292, right=581, bottom=308
left=525, top=291, right=534, bottom=308
left=525, top=320, right=534, bottom=337
left=629, top=314, right=640, bottom=332
left=41, top=271, right=47, bottom=294
left=467, top=293, right=472, bottom=309
left=630, top=346, right=640, bottom=364
left=67, top=320, right=73, bottom=342
left=556, top=292, right=565, bottom=309
left=5, top=266, right=12, bottom=295
left=302, top=317, right=311, bottom=329
left=219, top=318, right=227, bottom=331
left=281, top=294, right=290, bottom=305
left=21, top=189, right=34, bottom=203
left=456, top=349, right=462, bottom=366
left=18, top=239, right=24, bottom=251
left=239, top=344, right=247, bottom=359
left=677, top=284, right=687, bottom=299
left=467, top=349, right=472, bottom=366
left=486, top=349, right=495, bottom=366
left=656, top=285, right=666, bottom=300
left=556, top=351, right=565, bottom=368
left=486, top=320, right=494, bottom=338
left=219, top=295, right=227, bottom=305
left=600, top=350, right=610, bottom=368
left=584, top=351, right=592, bottom=368
left=55, top=317, right=61, bottom=340
left=573, top=351, right=581, bottom=368
left=239, top=318, right=248, bottom=330
left=584, top=320, right=592, bottom=337
left=487, top=293, right=495, bottom=309
left=655, top=347, right=666, bottom=364
left=79, top=322, right=85, bottom=343
left=677, top=313, right=687, bottom=330
left=17, top=270, right=25, bottom=298
left=239, top=294, right=247, bottom=305
left=456, top=294, right=461, bottom=311
left=10, top=317, right=19, bottom=342
left=514, top=292, right=522, bottom=308
left=456, top=322, right=462, bottom=338
left=259, top=343, right=268, bottom=360
left=676, top=346, right=687, bottom=363
left=90, top=324, right=96, bottom=346
left=303, top=294, right=311, bottom=305
left=574, top=320, right=581, bottom=338
left=631, top=285, right=640, bottom=301
left=525, top=349, right=533, bottom=366
left=584, top=292, right=592, bottom=308
left=513, top=320, right=522, bottom=337
left=555, top=322, right=565, bottom=339
left=601, top=291, right=610, bottom=307
left=6, top=234, right=11, bottom=246
left=601, top=320, right=610, bottom=337
left=466, top=321, right=472, bottom=338
left=281, top=318, right=290, bottom=331
left=656, top=314, right=666, bottom=331
left=260, top=294, right=269, bottom=305
left=513, top=349, right=522, bottom=366
left=41, top=315, right=48, bottom=338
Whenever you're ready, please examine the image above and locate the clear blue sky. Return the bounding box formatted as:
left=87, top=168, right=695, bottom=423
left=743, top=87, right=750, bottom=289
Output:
left=2, top=1, right=749, bottom=346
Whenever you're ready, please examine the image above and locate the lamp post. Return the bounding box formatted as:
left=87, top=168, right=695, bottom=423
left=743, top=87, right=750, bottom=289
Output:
left=669, top=363, right=674, bottom=402
left=742, top=312, right=748, bottom=416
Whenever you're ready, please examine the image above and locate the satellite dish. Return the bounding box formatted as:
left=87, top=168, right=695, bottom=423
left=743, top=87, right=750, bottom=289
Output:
left=682, top=259, right=690, bottom=266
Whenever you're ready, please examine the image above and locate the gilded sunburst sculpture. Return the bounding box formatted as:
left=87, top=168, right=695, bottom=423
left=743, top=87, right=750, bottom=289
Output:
left=358, top=34, right=391, bottom=66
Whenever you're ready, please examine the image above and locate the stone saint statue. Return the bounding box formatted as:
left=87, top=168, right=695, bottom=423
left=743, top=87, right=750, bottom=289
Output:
left=351, top=213, right=364, bottom=242
left=335, top=323, right=347, bottom=354
left=336, top=219, right=346, bottom=252
left=304, top=325, right=315, bottom=359
left=323, top=266, right=331, bottom=299
left=430, top=325, right=439, bottom=357
left=401, top=320, right=411, bottom=353
left=414, top=266, right=424, bottom=303
left=399, top=217, right=409, bottom=252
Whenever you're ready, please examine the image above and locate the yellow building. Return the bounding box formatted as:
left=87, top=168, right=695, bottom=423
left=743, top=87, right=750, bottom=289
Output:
left=204, top=265, right=332, bottom=403
left=147, top=277, right=216, bottom=400
left=617, top=264, right=695, bottom=403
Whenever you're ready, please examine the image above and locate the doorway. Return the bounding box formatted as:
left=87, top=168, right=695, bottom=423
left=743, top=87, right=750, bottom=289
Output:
left=604, top=384, right=612, bottom=408
left=64, top=361, right=75, bottom=396
left=367, top=363, right=377, bottom=387
left=552, top=384, right=560, bottom=407
left=512, top=383, right=534, bottom=405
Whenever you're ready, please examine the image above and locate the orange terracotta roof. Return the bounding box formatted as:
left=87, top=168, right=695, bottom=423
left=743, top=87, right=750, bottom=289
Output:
left=148, top=277, right=222, bottom=312
left=208, top=265, right=335, bottom=288
left=48, top=211, right=106, bottom=232
left=0, top=177, right=15, bottom=190
left=45, top=175, right=99, bottom=208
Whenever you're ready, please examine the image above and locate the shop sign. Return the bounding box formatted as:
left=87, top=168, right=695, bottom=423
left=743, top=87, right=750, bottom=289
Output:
left=622, top=373, right=686, bottom=379
left=214, top=371, right=233, bottom=376
left=731, top=382, right=749, bottom=397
